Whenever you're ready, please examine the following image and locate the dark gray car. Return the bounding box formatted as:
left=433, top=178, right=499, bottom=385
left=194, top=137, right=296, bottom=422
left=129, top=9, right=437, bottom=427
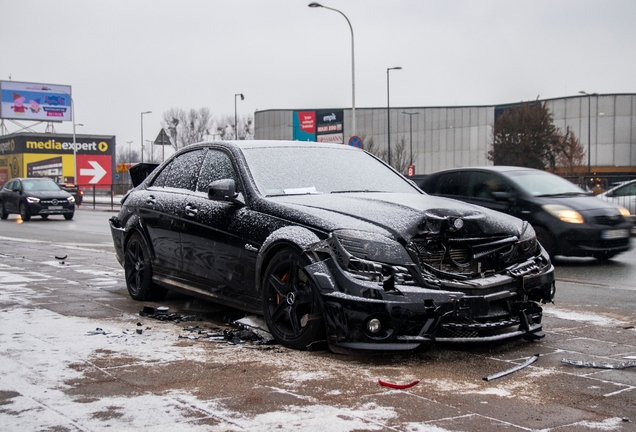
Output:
left=420, top=166, right=632, bottom=259
left=0, top=177, right=75, bottom=221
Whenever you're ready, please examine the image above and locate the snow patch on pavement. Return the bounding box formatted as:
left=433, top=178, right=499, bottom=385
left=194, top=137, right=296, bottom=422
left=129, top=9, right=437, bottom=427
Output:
left=543, top=307, right=629, bottom=327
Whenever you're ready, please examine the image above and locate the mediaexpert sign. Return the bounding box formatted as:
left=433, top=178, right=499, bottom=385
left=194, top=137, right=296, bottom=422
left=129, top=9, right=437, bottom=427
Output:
left=0, top=81, right=72, bottom=122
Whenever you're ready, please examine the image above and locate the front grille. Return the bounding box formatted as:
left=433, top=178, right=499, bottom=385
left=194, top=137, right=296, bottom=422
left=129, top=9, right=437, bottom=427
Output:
left=594, top=215, right=625, bottom=226
left=411, top=235, right=520, bottom=277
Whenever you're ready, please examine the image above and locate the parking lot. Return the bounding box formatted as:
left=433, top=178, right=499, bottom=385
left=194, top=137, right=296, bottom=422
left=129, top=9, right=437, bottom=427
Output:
left=1, top=223, right=635, bottom=431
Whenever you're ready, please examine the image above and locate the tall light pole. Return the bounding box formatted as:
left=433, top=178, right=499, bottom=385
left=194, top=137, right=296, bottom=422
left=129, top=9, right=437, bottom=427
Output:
left=578, top=91, right=597, bottom=176
left=127, top=141, right=133, bottom=162
left=401, top=111, right=419, bottom=166
left=234, top=93, right=244, bottom=140
left=386, top=66, right=402, bottom=166
left=140, top=111, right=151, bottom=163
left=59, top=91, right=77, bottom=184
left=309, top=2, right=356, bottom=138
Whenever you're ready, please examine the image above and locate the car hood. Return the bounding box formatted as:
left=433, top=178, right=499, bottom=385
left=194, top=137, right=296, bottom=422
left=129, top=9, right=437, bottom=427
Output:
left=534, top=194, right=621, bottom=213
left=27, top=190, right=72, bottom=200
left=265, top=193, right=525, bottom=242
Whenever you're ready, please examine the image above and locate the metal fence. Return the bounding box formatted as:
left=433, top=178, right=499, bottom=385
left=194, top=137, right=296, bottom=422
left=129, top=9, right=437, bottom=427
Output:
left=76, top=184, right=129, bottom=210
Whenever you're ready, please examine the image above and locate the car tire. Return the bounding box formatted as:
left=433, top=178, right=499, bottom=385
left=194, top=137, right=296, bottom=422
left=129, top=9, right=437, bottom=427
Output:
left=19, top=203, right=31, bottom=222
left=41, top=215, right=49, bottom=220
left=535, top=226, right=556, bottom=259
left=0, top=202, right=7, bottom=220
left=124, top=233, right=168, bottom=301
left=262, top=247, right=324, bottom=350
left=64, top=213, right=74, bottom=220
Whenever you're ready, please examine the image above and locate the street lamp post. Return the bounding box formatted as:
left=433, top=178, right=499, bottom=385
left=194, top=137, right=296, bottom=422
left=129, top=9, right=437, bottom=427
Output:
left=308, top=2, right=356, bottom=138
left=401, top=112, right=419, bottom=166
left=386, top=66, right=402, bottom=166
left=140, top=111, right=151, bottom=163
left=578, top=91, right=598, bottom=176
left=127, top=141, right=133, bottom=162
left=234, top=93, right=244, bottom=140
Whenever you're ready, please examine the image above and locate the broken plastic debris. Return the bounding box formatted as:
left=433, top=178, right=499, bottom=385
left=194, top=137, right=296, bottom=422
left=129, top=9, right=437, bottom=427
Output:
left=86, top=328, right=110, bottom=336
left=378, top=379, right=421, bottom=389
left=55, top=255, right=67, bottom=260
left=561, top=358, right=636, bottom=370
left=483, top=354, right=539, bottom=381
left=156, top=306, right=169, bottom=315
left=139, top=306, right=198, bottom=323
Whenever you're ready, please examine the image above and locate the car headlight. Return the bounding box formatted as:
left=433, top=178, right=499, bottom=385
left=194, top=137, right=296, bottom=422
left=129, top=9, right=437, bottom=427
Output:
left=327, top=230, right=415, bottom=284
left=617, top=205, right=631, bottom=218
left=26, top=197, right=40, bottom=204
left=542, top=204, right=584, bottom=224
left=517, top=222, right=538, bottom=255
left=67, top=196, right=75, bottom=203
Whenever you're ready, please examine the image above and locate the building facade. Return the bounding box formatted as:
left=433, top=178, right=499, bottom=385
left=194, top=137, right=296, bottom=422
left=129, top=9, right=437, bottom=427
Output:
left=255, top=94, right=636, bottom=176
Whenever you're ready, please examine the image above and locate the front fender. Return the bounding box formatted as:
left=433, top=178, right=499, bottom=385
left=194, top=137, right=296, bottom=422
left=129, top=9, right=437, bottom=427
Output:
left=255, top=226, right=323, bottom=292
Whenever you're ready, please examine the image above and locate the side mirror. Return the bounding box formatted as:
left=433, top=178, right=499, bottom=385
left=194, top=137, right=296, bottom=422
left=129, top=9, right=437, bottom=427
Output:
left=207, top=179, right=245, bottom=206
left=492, top=191, right=513, bottom=202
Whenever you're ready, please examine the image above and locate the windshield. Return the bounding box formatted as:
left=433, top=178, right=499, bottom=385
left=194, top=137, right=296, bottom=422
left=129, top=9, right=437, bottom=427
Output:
left=506, top=170, right=586, bottom=197
left=241, top=146, right=419, bottom=196
left=22, top=179, right=61, bottom=192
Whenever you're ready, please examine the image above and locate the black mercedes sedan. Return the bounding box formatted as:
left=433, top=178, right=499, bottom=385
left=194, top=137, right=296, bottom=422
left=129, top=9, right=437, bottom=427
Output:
left=0, top=177, right=75, bottom=221
left=110, top=141, right=555, bottom=352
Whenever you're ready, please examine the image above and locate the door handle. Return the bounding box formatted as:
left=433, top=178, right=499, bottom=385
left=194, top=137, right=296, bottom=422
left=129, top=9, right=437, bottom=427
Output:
left=185, top=204, right=198, bottom=217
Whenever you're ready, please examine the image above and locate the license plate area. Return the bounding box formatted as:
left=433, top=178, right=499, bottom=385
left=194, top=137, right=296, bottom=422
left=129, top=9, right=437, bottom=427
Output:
left=48, top=205, right=63, bottom=210
left=601, top=229, right=629, bottom=239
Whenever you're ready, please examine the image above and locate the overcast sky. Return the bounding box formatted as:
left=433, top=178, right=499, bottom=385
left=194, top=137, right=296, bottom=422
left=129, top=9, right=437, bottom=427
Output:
left=2, top=0, right=635, bottom=154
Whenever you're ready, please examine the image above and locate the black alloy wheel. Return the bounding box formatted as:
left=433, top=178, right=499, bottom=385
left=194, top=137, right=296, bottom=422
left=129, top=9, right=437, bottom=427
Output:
left=0, top=202, right=7, bottom=220
left=262, top=247, right=324, bottom=350
left=19, top=203, right=31, bottom=222
left=124, top=233, right=167, bottom=301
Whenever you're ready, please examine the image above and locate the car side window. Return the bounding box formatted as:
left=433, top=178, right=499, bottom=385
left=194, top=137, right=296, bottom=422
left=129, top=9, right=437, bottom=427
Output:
left=151, top=150, right=205, bottom=191
left=435, top=172, right=470, bottom=196
left=469, top=173, right=512, bottom=200
left=196, top=149, right=240, bottom=193
left=614, top=182, right=636, bottom=197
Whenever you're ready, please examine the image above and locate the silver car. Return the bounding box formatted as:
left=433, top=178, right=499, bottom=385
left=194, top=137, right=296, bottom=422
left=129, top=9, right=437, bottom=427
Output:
left=597, top=179, right=636, bottom=233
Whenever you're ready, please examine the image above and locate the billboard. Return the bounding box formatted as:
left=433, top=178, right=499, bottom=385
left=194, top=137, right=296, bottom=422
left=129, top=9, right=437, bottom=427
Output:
left=292, top=111, right=316, bottom=141
left=0, top=133, right=115, bottom=186
left=316, top=110, right=344, bottom=143
left=0, top=81, right=72, bottom=122
left=292, top=110, right=344, bottom=143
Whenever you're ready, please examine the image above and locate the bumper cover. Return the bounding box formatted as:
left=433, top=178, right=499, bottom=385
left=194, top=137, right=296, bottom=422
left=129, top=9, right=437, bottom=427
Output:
left=305, top=257, right=554, bottom=351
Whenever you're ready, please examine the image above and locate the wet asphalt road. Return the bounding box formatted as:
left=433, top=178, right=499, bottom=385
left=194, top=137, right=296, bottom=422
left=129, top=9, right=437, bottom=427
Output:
left=0, top=209, right=635, bottom=431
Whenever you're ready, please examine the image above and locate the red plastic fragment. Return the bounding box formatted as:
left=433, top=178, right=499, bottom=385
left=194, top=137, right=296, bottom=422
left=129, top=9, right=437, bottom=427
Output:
left=378, top=379, right=420, bottom=389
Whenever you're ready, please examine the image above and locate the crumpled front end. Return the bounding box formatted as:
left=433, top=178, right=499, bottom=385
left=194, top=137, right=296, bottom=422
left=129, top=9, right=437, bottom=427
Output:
left=304, top=213, right=555, bottom=351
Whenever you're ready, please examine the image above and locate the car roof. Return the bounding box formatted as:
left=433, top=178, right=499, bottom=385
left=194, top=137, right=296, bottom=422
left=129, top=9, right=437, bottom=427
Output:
left=429, top=166, right=541, bottom=175
left=187, top=140, right=360, bottom=152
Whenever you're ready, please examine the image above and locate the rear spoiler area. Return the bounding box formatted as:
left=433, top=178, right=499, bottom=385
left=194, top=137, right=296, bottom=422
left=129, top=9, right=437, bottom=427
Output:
left=129, top=163, right=160, bottom=187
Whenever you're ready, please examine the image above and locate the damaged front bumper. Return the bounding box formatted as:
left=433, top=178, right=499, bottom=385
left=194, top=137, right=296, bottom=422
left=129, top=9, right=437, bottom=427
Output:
left=304, top=233, right=555, bottom=351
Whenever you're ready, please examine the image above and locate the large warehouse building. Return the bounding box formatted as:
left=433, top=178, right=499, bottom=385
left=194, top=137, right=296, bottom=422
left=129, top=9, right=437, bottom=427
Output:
left=254, top=93, right=636, bottom=177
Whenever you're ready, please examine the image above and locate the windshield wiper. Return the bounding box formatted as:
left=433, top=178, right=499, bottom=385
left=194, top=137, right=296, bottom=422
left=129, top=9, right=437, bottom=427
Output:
left=535, top=192, right=588, bottom=197
left=331, top=190, right=386, bottom=194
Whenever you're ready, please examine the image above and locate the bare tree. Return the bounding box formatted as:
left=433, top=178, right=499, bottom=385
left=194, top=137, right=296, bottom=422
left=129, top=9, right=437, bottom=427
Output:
left=391, top=136, right=411, bottom=175
left=216, top=114, right=254, bottom=140
left=116, top=144, right=140, bottom=164
left=360, top=133, right=410, bottom=174
left=489, top=99, right=565, bottom=170
left=556, top=126, right=585, bottom=175
left=161, top=107, right=214, bottom=151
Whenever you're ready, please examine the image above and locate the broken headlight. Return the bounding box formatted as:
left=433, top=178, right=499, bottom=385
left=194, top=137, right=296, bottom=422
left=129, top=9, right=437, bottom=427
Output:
left=328, top=230, right=415, bottom=284
left=516, top=222, right=538, bottom=260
